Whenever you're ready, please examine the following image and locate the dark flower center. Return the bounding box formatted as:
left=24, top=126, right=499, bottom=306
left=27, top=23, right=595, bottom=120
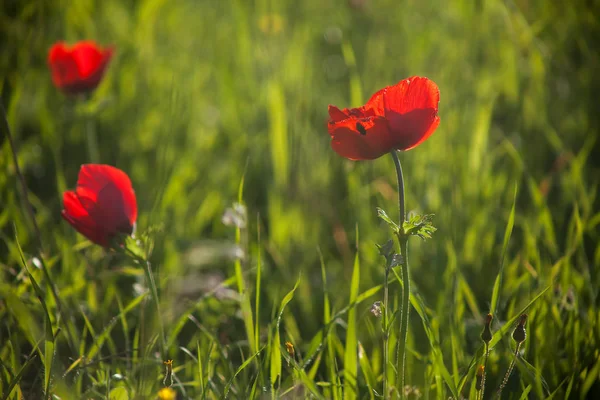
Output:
left=356, top=122, right=367, bottom=135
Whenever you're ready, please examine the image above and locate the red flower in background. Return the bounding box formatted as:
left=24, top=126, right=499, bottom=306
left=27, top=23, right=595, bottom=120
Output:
left=62, top=164, right=137, bottom=247
left=327, top=76, right=440, bottom=160
left=48, top=41, right=114, bottom=94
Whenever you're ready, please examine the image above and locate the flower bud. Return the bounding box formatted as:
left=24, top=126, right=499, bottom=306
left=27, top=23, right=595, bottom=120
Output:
left=481, top=313, right=493, bottom=344
left=512, top=314, right=527, bottom=344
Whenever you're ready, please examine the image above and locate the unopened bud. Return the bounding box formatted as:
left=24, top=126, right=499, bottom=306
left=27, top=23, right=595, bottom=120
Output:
left=481, top=313, right=493, bottom=344
left=475, top=365, right=485, bottom=390
left=512, top=314, right=527, bottom=343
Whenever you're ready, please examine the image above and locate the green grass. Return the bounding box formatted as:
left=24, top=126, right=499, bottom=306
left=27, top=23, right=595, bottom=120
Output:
left=1, top=0, right=600, bottom=399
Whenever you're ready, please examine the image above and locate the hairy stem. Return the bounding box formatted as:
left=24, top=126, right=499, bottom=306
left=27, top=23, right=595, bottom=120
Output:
left=390, top=151, right=409, bottom=399
left=497, top=343, right=521, bottom=398
left=478, top=343, right=490, bottom=400
left=382, top=262, right=390, bottom=398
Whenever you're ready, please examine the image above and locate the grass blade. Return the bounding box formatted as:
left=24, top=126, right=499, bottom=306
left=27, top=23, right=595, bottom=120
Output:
left=270, top=275, right=301, bottom=392
left=343, top=247, right=360, bottom=400
left=14, top=231, right=54, bottom=399
left=490, top=184, right=517, bottom=316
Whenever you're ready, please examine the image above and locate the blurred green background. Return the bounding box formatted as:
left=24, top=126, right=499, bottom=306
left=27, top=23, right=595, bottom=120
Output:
left=1, top=0, right=599, bottom=398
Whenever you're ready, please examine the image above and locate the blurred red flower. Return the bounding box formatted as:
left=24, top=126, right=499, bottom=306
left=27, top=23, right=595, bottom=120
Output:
left=48, top=41, right=114, bottom=94
left=62, top=164, right=137, bottom=247
left=327, top=76, right=440, bottom=160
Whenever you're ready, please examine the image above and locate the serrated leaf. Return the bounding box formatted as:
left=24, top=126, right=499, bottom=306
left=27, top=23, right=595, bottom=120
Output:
left=376, top=208, right=399, bottom=233
left=376, top=239, right=394, bottom=258
left=403, top=214, right=437, bottom=240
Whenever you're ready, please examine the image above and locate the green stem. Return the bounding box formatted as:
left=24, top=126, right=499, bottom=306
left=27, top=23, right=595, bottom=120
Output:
left=390, top=151, right=406, bottom=227
left=382, top=263, right=390, bottom=398
left=145, top=259, right=165, bottom=353
left=497, top=343, right=521, bottom=398
left=480, top=343, right=490, bottom=400
left=126, top=247, right=166, bottom=356
left=390, top=151, right=409, bottom=399
left=85, top=115, right=100, bottom=163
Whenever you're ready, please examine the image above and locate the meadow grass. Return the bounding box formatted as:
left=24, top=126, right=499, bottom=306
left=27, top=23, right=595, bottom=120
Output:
left=1, top=0, right=599, bottom=399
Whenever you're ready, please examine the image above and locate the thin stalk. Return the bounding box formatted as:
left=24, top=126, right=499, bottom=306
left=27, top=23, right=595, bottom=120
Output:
left=497, top=343, right=521, bottom=398
left=382, top=263, right=390, bottom=399
left=390, top=150, right=409, bottom=399
left=144, top=259, right=166, bottom=355
left=125, top=246, right=166, bottom=357
left=390, top=151, right=406, bottom=227
left=479, top=343, right=490, bottom=400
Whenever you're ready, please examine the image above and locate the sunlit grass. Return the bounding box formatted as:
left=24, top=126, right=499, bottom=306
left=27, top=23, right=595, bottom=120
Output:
left=1, top=0, right=599, bottom=399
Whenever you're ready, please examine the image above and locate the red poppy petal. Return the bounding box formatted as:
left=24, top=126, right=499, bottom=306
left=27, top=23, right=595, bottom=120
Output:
left=330, top=117, right=393, bottom=160
left=62, top=191, right=108, bottom=246
left=383, top=76, right=440, bottom=115
left=48, top=42, right=69, bottom=64
left=47, top=41, right=113, bottom=93
left=77, top=164, right=137, bottom=226
left=395, top=113, right=440, bottom=151
left=382, top=77, right=440, bottom=150
left=48, top=43, right=80, bottom=91
left=364, top=87, right=386, bottom=116
left=328, top=105, right=349, bottom=123
left=72, top=42, right=113, bottom=79
left=63, top=191, right=90, bottom=218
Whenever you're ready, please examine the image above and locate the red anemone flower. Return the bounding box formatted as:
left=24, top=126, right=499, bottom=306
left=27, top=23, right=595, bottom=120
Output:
left=327, top=76, right=440, bottom=160
left=48, top=41, right=114, bottom=94
left=62, top=164, right=137, bottom=247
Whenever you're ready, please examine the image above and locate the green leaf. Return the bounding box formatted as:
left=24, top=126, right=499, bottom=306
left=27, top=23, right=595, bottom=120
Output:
left=344, top=250, right=360, bottom=400
left=376, top=239, right=394, bottom=258
left=358, top=342, right=377, bottom=399
left=270, top=275, right=301, bottom=390
left=86, top=293, right=147, bottom=360
left=394, top=265, right=458, bottom=399
left=403, top=214, right=437, bottom=239
left=15, top=232, right=54, bottom=399
left=1, top=350, right=38, bottom=400
left=224, top=347, right=264, bottom=398
left=518, top=385, right=532, bottom=400
left=490, top=184, right=517, bottom=316
left=376, top=208, right=399, bottom=233
left=458, top=284, right=552, bottom=393
left=108, top=387, right=129, bottom=400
